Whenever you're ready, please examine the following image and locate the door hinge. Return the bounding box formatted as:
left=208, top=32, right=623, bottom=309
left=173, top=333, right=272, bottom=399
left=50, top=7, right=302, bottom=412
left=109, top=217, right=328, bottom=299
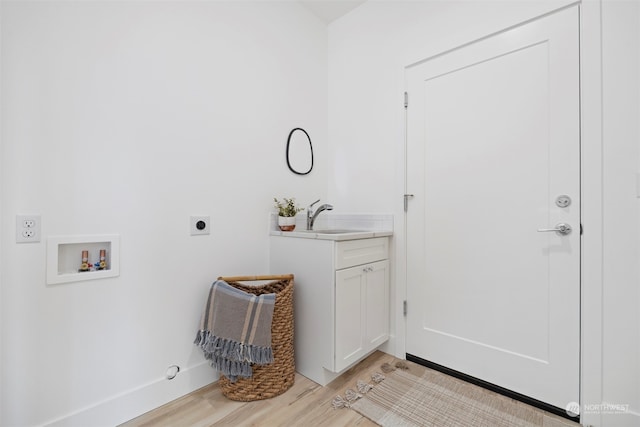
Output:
left=404, top=91, right=408, bottom=108
left=403, top=300, right=407, bottom=316
left=580, top=223, right=583, bottom=235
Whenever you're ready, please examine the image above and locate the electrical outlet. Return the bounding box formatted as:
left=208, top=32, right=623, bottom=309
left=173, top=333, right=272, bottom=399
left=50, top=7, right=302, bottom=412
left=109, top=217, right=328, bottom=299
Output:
left=190, top=216, right=210, bottom=236
left=16, top=215, right=41, bottom=243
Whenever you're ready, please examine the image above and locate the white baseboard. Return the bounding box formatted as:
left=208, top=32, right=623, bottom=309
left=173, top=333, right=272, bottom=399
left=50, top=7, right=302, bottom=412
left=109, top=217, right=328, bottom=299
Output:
left=42, top=362, right=218, bottom=427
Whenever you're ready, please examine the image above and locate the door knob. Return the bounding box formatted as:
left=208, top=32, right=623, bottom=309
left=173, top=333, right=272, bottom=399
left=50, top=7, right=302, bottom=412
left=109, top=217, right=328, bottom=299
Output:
left=537, top=223, right=572, bottom=236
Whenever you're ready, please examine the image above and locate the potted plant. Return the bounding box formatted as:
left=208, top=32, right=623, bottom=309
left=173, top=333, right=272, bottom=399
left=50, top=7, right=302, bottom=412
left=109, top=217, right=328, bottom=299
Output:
left=274, top=197, right=303, bottom=231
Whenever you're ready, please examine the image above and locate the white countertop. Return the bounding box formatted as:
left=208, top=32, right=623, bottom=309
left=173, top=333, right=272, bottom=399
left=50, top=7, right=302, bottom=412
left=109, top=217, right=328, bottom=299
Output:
left=269, top=229, right=393, bottom=241
left=268, top=212, right=393, bottom=240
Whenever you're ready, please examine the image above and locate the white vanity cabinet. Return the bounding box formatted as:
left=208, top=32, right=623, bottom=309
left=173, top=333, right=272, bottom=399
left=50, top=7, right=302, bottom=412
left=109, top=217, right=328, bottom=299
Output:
left=335, top=258, right=389, bottom=372
left=269, top=234, right=390, bottom=386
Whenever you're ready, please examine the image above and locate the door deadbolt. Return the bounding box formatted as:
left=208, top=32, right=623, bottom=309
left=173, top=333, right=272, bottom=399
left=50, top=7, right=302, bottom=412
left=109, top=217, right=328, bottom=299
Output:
left=555, top=195, right=571, bottom=208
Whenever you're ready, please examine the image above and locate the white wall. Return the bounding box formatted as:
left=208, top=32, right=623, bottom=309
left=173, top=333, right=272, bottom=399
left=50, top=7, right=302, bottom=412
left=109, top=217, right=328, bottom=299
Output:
left=0, top=2, right=4, bottom=422
left=0, top=2, right=327, bottom=426
left=601, top=0, right=640, bottom=424
left=327, top=1, right=640, bottom=426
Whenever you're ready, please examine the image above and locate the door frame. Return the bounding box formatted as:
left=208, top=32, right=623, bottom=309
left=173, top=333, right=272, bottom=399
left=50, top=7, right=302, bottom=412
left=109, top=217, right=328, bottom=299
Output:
left=394, top=2, right=604, bottom=426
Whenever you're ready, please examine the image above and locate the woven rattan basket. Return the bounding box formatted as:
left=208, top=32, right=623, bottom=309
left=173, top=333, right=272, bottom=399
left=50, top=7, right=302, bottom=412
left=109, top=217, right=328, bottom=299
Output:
left=217, top=274, right=295, bottom=401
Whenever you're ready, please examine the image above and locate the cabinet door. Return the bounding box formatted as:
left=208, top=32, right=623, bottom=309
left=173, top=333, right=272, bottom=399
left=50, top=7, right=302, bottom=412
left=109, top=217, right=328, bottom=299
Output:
left=334, top=266, right=366, bottom=372
left=366, top=260, right=390, bottom=348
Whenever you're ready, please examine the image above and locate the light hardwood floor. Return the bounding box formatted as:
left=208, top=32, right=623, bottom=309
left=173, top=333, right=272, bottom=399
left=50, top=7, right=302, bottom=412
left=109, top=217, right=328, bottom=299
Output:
left=119, top=351, right=577, bottom=427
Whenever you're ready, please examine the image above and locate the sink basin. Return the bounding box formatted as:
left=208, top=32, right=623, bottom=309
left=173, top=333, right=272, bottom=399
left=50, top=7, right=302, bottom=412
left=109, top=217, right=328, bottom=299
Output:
left=301, top=229, right=366, bottom=234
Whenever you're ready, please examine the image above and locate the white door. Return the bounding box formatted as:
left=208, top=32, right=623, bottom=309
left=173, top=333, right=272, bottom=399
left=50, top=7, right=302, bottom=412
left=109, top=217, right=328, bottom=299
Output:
left=405, top=7, right=580, bottom=409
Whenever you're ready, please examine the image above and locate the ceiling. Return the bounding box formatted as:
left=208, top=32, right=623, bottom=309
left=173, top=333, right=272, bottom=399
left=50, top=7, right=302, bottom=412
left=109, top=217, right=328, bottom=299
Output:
left=298, top=0, right=367, bottom=23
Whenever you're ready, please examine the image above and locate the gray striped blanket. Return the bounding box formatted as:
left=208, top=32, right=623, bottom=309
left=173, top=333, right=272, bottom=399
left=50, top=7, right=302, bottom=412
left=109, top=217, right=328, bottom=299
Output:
left=194, top=280, right=275, bottom=381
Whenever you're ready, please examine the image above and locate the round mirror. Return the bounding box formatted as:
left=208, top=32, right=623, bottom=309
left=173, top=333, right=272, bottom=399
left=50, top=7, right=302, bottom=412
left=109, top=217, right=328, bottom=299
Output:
left=286, top=128, right=313, bottom=175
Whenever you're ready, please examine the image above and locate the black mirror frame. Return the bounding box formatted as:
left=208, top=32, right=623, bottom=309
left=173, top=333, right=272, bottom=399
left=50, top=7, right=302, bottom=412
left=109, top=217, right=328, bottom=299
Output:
left=286, top=127, right=314, bottom=175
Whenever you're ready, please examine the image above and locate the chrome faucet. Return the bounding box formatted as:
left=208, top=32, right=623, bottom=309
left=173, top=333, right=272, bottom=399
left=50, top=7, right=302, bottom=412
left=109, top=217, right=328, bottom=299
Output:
left=307, top=199, right=334, bottom=230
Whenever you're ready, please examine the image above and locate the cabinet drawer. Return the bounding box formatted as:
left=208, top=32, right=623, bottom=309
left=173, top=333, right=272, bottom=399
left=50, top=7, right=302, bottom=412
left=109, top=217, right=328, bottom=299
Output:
left=335, top=237, right=389, bottom=270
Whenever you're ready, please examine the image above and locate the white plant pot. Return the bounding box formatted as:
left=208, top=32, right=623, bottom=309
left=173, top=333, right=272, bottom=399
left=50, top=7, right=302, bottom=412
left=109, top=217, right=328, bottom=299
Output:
left=278, top=216, right=297, bottom=232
